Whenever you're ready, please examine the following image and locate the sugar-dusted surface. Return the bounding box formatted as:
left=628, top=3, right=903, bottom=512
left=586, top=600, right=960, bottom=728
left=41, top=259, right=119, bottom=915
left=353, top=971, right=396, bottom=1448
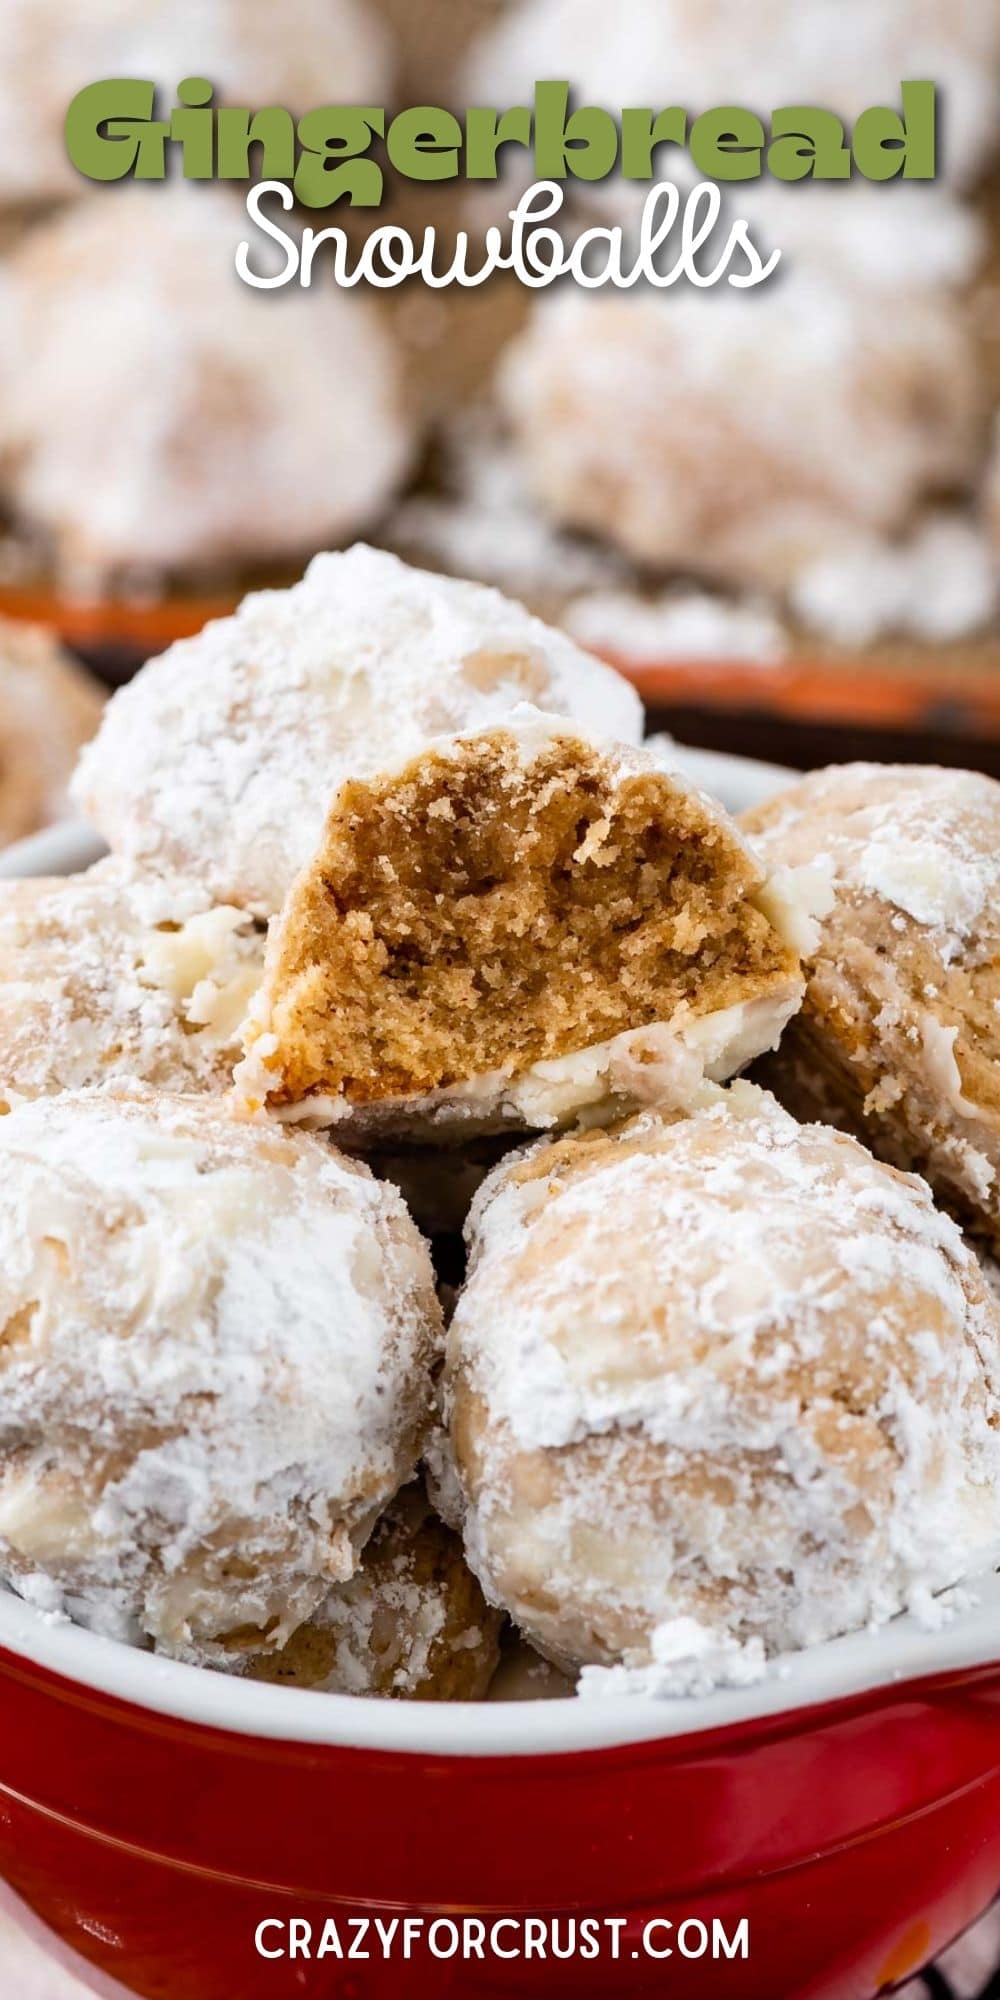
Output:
left=443, top=1084, right=1000, bottom=1671
left=501, top=280, right=980, bottom=594
left=750, top=764, right=1000, bottom=947
left=0, top=190, right=411, bottom=589
left=566, top=590, right=788, bottom=668
left=747, top=764, right=1000, bottom=1249
left=0, top=1092, right=442, bottom=1662
left=73, top=547, right=644, bottom=915
left=0, top=859, right=264, bottom=1107
left=788, top=514, right=999, bottom=649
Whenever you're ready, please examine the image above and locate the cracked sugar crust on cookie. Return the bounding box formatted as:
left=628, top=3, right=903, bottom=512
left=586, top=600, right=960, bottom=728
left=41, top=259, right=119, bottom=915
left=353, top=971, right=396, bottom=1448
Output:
left=0, top=1091, right=442, bottom=1663
left=0, top=615, right=103, bottom=847
left=239, top=1481, right=503, bottom=1701
left=0, top=859, right=265, bottom=1110
left=745, top=764, right=1000, bottom=1252
left=71, top=547, right=643, bottom=916
left=441, top=1083, right=1000, bottom=1672
left=239, top=716, right=806, bottom=1138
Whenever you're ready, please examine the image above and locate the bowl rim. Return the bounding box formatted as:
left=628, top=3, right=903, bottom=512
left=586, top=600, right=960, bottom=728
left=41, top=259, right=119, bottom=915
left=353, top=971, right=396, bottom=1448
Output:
left=4, top=763, right=998, bottom=1762
left=3, top=1570, right=1000, bottom=1758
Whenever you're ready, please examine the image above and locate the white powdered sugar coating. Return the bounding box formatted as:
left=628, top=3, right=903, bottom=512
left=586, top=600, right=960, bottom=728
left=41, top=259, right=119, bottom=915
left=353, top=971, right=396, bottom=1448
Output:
left=291, top=1563, right=450, bottom=1699
left=0, top=190, right=411, bottom=588
left=500, top=280, right=979, bottom=593
left=732, top=179, right=987, bottom=292
left=0, top=859, right=265, bottom=1105
left=747, top=764, right=1000, bottom=1245
left=577, top=1617, right=768, bottom=1699
left=0, top=0, right=392, bottom=206
left=73, top=548, right=644, bottom=915
left=0, top=1092, right=442, bottom=1661
left=564, top=589, right=788, bottom=668
left=443, top=1084, right=1000, bottom=1670
left=465, top=0, right=999, bottom=192
left=790, top=515, right=1000, bottom=648
left=0, top=617, right=103, bottom=847
left=263, top=998, right=800, bottom=1145
left=389, top=418, right=628, bottom=601
left=753, top=764, right=1000, bottom=961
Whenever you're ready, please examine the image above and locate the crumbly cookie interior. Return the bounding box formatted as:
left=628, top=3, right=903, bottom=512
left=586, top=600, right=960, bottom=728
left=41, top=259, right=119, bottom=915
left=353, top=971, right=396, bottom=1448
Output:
left=244, top=1484, right=501, bottom=1702
left=263, top=730, right=800, bottom=1106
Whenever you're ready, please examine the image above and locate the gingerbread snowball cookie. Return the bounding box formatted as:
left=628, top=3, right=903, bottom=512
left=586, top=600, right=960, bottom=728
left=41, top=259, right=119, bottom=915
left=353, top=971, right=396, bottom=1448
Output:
left=0, top=861, right=265, bottom=1110
left=72, top=547, right=644, bottom=915
left=239, top=715, right=810, bottom=1138
left=0, top=1093, right=441, bottom=1662
left=0, top=191, right=412, bottom=588
left=440, top=1086, right=1000, bottom=1672
left=746, top=764, right=1000, bottom=1253
left=499, top=281, right=980, bottom=593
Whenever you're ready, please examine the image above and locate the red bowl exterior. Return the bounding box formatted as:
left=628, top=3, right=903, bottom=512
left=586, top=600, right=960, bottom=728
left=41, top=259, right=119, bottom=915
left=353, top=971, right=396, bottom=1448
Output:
left=3, top=1647, right=1000, bottom=2000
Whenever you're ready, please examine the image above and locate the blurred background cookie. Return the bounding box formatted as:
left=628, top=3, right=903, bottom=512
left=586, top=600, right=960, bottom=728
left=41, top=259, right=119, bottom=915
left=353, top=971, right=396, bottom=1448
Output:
left=463, top=0, right=1000, bottom=194
left=0, top=0, right=995, bottom=774
left=0, top=0, right=393, bottom=212
left=0, top=189, right=414, bottom=595
left=0, top=613, right=102, bottom=846
left=499, top=279, right=982, bottom=597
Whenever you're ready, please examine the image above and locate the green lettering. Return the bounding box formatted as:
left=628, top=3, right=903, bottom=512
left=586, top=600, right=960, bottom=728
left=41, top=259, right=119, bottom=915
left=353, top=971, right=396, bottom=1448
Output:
left=387, top=105, right=462, bottom=181
left=64, top=78, right=166, bottom=181
left=294, top=108, right=385, bottom=208
left=217, top=106, right=296, bottom=182
left=533, top=82, right=619, bottom=182
left=769, top=106, right=851, bottom=180
left=620, top=106, right=689, bottom=179
left=465, top=105, right=533, bottom=179
left=689, top=106, right=765, bottom=180
left=170, top=77, right=216, bottom=178
left=853, top=80, right=936, bottom=180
